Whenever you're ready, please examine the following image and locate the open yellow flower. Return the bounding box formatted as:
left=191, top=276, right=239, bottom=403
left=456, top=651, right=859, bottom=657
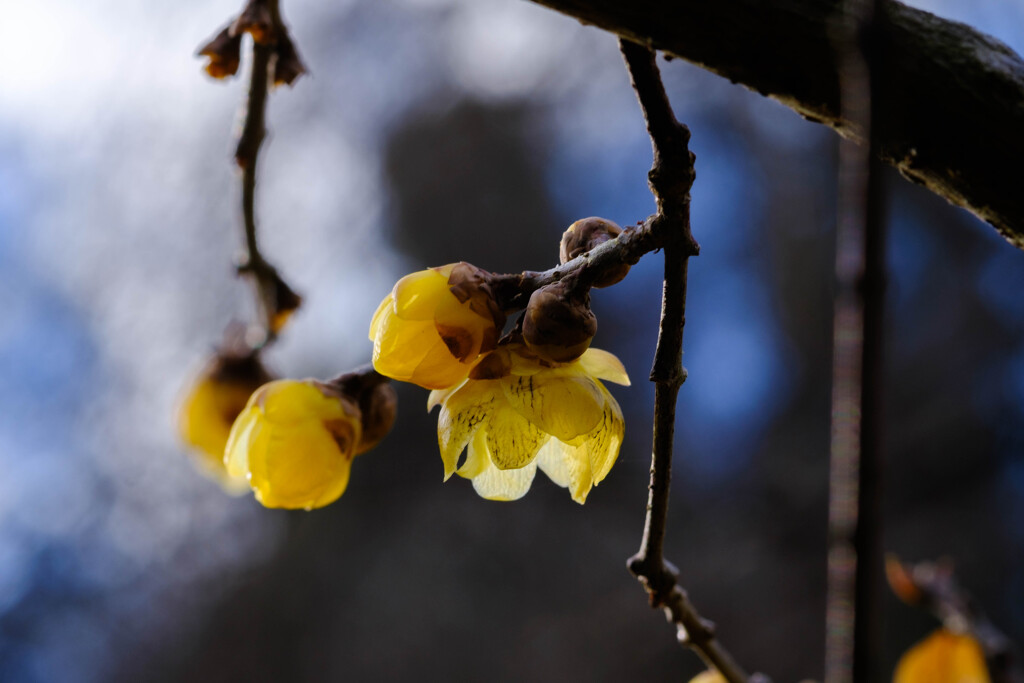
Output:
left=893, top=629, right=989, bottom=683
left=225, top=379, right=363, bottom=510
left=178, top=352, right=272, bottom=493
left=370, top=263, right=505, bottom=390
left=428, top=344, right=629, bottom=503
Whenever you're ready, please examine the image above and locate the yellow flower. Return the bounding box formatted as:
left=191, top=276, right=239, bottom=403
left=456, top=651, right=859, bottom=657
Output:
left=225, top=379, right=363, bottom=510
left=178, top=352, right=271, bottom=493
left=370, top=263, right=505, bottom=390
left=428, top=344, right=629, bottom=503
left=688, top=672, right=726, bottom=683
left=893, top=629, right=990, bottom=683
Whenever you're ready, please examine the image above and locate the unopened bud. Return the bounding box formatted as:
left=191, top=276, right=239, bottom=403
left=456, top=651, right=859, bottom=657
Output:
left=560, top=217, right=630, bottom=288
left=522, top=281, right=597, bottom=363
left=197, top=26, right=242, bottom=79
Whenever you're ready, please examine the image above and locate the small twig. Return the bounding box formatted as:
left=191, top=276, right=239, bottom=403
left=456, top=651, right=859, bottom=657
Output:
left=825, top=0, right=887, bottom=681
left=616, top=38, right=760, bottom=683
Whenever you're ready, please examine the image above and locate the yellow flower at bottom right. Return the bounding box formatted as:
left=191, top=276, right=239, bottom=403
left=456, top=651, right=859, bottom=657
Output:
left=894, top=629, right=989, bottom=683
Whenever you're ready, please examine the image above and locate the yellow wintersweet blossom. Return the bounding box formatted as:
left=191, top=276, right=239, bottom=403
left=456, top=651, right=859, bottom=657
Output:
left=225, top=379, right=364, bottom=510
left=370, top=263, right=505, bottom=390
left=178, top=353, right=271, bottom=493
left=428, top=344, right=629, bottom=503
left=689, top=671, right=726, bottom=683
left=893, top=629, right=990, bottom=683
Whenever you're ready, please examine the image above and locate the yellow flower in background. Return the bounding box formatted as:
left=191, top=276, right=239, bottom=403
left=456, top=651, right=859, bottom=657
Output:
left=225, top=379, right=363, bottom=510
left=688, top=671, right=726, bottom=683
left=178, top=352, right=272, bottom=493
left=428, top=344, right=629, bottom=503
left=893, top=629, right=990, bottom=683
left=370, top=263, right=505, bottom=390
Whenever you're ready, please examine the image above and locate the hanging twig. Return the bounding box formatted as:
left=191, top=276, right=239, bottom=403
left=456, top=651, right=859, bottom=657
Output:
left=616, top=38, right=765, bottom=683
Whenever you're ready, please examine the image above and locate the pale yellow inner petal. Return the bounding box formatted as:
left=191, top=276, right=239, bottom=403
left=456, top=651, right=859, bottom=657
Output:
left=578, top=348, right=631, bottom=386
left=470, top=459, right=539, bottom=501
left=438, top=382, right=496, bottom=479
left=501, top=374, right=605, bottom=442
left=535, top=438, right=594, bottom=504
left=484, top=405, right=549, bottom=470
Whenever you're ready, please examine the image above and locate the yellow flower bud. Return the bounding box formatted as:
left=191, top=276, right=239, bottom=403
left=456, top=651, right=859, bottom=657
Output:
left=370, top=263, right=505, bottom=390
left=522, top=280, right=597, bottom=364
left=689, top=672, right=727, bottom=683
left=893, top=629, right=990, bottom=683
left=224, top=379, right=363, bottom=510
left=560, top=217, right=629, bottom=288
left=178, top=351, right=272, bottom=493
left=428, top=344, right=630, bottom=504
left=196, top=26, right=242, bottom=80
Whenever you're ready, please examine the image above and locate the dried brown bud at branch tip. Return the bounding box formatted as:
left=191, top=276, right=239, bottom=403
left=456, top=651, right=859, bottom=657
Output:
left=197, top=26, right=242, bottom=80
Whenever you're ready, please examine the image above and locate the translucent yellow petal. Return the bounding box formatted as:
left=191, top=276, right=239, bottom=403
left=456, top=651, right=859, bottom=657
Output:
left=409, top=338, right=475, bottom=390
left=470, top=459, right=538, bottom=501
left=894, top=629, right=990, bottom=683
left=535, top=438, right=594, bottom=504
left=372, top=313, right=438, bottom=377
left=578, top=347, right=631, bottom=386
left=427, top=380, right=466, bottom=412
left=587, top=385, right=625, bottom=484
left=457, top=428, right=491, bottom=479
left=438, top=381, right=496, bottom=479
left=224, top=405, right=261, bottom=478
left=259, top=380, right=354, bottom=425
left=249, top=420, right=352, bottom=510
left=392, top=268, right=451, bottom=321
left=368, top=294, right=394, bottom=340
left=484, top=405, right=549, bottom=470
left=501, top=374, right=604, bottom=441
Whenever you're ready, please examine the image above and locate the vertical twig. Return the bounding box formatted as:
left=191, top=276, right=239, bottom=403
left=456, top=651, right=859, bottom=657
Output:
left=826, top=0, right=887, bottom=681
left=619, top=38, right=763, bottom=683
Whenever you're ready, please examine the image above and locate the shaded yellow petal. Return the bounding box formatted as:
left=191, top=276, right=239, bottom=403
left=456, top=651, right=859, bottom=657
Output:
left=249, top=421, right=352, bottom=510
left=457, top=428, right=491, bottom=479
left=535, top=438, right=594, bottom=504
left=578, top=347, right=631, bottom=386
left=894, top=629, right=990, bottom=683
left=427, top=380, right=466, bottom=412
left=409, top=338, right=475, bottom=390
left=470, top=459, right=538, bottom=501
left=484, top=406, right=549, bottom=470
left=689, top=672, right=727, bottom=683
left=438, top=381, right=496, bottom=479
left=224, top=405, right=261, bottom=478
left=372, top=313, right=437, bottom=378
left=392, top=268, right=451, bottom=321
left=368, top=294, right=394, bottom=340
left=587, top=384, right=625, bottom=484
left=501, top=374, right=604, bottom=441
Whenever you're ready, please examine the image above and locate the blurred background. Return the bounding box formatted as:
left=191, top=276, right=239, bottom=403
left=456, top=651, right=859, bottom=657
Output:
left=2, top=0, right=1023, bottom=680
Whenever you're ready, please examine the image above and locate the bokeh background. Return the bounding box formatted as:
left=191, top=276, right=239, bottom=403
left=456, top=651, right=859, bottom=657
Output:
left=2, top=0, right=1023, bottom=680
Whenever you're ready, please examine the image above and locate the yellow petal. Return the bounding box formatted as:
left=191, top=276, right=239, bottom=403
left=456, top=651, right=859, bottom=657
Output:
left=535, top=438, right=594, bottom=503
left=894, top=629, right=990, bottom=683
left=409, top=337, right=475, bottom=390
left=470, top=458, right=538, bottom=501
left=368, top=294, right=394, bottom=340
left=587, top=384, right=625, bottom=484
left=689, top=672, right=727, bottom=683
left=392, top=268, right=451, bottom=321
left=427, top=380, right=466, bottom=412
left=224, top=405, right=261, bottom=478
left=501, top=374, right=605, bottom=442
left=457, top=428, right=491, bottom=479
left=437, top=381, right=496, bottom=479
left=249, top=420, right=352, bottom=510
left=578, top=347, right=631, bottom=386
left=484, top=405, right=549, bottom=470
left=372, top=313, right=438, bottom=377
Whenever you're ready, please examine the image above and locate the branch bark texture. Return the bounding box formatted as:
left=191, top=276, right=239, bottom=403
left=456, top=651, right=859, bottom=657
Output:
left=526, top=0, right=1024, bottom=249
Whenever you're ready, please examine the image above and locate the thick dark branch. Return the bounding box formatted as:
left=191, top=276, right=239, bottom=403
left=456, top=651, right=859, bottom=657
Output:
left=526, top=0, right=1024, bottom=250
left=619, top=39, right=758, bottom=683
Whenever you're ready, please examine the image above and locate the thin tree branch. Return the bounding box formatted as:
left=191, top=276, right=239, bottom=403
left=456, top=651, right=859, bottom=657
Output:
left=616, top=38, right=762, bottom=683
left=524, top=0, right=1024, bottom=250
left=825, top=0, right=887, bottom=681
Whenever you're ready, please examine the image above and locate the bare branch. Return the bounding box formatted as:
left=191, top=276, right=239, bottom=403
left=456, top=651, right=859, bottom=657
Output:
left=524, top=0, right=1024, bottom=250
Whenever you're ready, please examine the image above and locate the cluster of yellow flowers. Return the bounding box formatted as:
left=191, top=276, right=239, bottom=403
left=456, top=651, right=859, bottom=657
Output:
left=370, top=259, right=629, bottom=503
left=180, top=219, right=630, bottom=509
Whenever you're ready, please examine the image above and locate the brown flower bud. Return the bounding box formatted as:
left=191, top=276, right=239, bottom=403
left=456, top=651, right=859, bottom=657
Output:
left=325, top=368, right=398, bottom=455
left=522, top=281, right=597, bottom=363
left=232, top=1, right=276, bottom=44
left=559, top=217, right=630, bottom=288
left=446, top=262, right=506, bottom=355
left=197, top=26, right=242, bottom=80
left=272, top=35, right=307, bottom=87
